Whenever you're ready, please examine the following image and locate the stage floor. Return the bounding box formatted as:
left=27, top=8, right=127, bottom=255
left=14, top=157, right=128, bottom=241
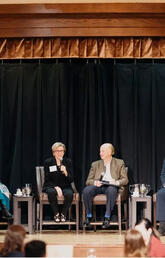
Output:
left=0, top=229, right=125, bottom=245
left=0, top=229, right=165, bottom=245
left=0, top=229, right=165, bottom=257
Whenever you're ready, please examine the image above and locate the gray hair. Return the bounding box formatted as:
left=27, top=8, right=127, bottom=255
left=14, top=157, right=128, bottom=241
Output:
left=51, top=142, right=66, bottom=152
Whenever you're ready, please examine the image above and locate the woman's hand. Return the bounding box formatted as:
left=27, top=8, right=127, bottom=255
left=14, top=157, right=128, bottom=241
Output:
left=55, top=186, right=63, bottom=197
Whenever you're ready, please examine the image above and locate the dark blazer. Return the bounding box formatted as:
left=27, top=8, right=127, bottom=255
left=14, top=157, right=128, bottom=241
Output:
left=86, top=157, right=128, bottom=189
left=42, top=157, right=73, bottom=191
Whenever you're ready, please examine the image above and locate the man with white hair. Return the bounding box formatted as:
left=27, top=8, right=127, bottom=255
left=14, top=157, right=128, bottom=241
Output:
left=83, top=143, right=128, bottom=229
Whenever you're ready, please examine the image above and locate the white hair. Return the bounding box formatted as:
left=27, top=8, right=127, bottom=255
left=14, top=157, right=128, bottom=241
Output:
left=101, top=143, right=115, bottom=155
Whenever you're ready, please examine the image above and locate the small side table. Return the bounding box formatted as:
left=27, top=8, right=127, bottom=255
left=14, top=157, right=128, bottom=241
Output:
left=13, top=195, right=35, bottom=234
left=129, top=196, right=152, bottom=228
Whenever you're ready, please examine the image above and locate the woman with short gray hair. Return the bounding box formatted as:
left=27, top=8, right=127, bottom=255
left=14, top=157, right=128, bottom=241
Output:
left=43, top=142, right=73, bottom=222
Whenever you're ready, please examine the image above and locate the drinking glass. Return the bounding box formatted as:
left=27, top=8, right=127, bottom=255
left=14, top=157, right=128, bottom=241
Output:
left=145, top=185, right=151, bottom=196
left=129, top=184, right=140, bottom=197
left=140, top=184, right=146, bottom=197
left=25, top=183, right=32, bottom=196
left=140, top=184, right=150, bottom=197
left=87, top=248, right=96, bottom=258
left=22, top=187, right=26, bottom=197
left=129, top=184, right=135, bottom=195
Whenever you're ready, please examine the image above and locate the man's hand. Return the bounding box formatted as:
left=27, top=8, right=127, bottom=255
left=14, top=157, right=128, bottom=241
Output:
left=109, top=179, right=119, bottom=186
left=109, top=179, right=116, bottom=185
left=94, top=180, right=103, bottom=187
left=61, top=165, right=68, bottom=176
left=55, top=186, right=63, bottom=197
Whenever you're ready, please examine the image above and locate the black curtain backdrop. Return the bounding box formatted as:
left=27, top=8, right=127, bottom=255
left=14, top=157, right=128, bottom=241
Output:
left=0, top=60, right=165, bottom=194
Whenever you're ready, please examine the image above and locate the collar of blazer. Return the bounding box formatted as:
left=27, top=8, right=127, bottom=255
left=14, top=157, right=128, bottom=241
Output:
left=100, top=157, right=113, bottom=171
left=100, top=157, right=118, bottom=178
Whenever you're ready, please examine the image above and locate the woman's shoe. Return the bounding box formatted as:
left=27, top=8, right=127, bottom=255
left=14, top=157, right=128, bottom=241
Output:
left=1, top=205, right=12, bottom=220
left=54, top=213, right=60, bottom=222
left=61, top=214, right=66, bottom=222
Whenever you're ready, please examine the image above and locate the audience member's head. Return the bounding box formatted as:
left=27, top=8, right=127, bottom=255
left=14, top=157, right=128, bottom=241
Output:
left=25, top=240, right=46, bottom=257
left=135, top=218, right=159, bottom=245
left=2, top=224, right=26, bottom=257
left=124, top=229, right=148, bottom=257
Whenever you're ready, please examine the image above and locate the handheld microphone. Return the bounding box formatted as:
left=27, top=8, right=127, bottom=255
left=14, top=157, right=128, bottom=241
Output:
left=100, top=172, right=105, bottom=181
left=60, top=158, right=63, bottom=171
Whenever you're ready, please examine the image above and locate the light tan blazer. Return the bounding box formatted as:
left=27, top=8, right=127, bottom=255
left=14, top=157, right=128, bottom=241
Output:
left=86, top=157, right=128, bottom=188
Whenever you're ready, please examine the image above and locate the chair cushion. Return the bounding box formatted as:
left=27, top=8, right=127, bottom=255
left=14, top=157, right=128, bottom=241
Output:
left=93, top=194, right=120, bottom=203
left=39, top=192, right=79, bottom=202
left=93, top=194, right=106, bottom=202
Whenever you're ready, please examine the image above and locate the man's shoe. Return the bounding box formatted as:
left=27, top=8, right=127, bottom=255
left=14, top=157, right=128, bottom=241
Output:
left=158, top=221, right=165, bottom=236
left=83, top=217, right=92, bottom=227
left=158, top=228, right=165, bottom=236
left=102, top=217, right=110, bottom=229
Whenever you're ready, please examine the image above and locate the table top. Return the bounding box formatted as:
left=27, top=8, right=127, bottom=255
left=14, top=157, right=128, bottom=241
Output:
left=129, top=195, right=151, bottom=200
left=13, top=195, right=34, bottom=200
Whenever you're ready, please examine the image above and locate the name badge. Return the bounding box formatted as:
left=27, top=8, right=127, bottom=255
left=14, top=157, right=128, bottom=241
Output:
left=49, top=165, right=57, bottom=172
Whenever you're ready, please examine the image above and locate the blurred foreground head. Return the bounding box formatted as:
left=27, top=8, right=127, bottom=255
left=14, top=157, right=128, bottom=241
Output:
left=124, top=229, right=148, bottom=257
left=2, top=224, right=26, bottom=257
left=25, top=240, right=46, bottom=257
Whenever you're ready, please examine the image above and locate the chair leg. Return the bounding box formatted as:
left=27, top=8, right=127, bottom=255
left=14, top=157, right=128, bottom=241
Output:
left=82, top=201, right=86, bottom=233
left=76, top=201, right=79, bottom=234
left=93, top=205, right=97, bottom=232
left=68, top=207, right=71, bottom=231
left=124, top=201, right=128, bottom=230
left=153, top=200, right=156, bottom=229
left=117, top=201, right=122, bottom=235
left=39, top=203, right=42, bottom=233
left=36, top=203, right=40, bottom=231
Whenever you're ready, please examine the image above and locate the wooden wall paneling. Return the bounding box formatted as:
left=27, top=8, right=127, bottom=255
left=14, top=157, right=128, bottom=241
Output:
left=0, top=3, right=165, bottom=37
left=1, top=3, right=165, bottom=14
